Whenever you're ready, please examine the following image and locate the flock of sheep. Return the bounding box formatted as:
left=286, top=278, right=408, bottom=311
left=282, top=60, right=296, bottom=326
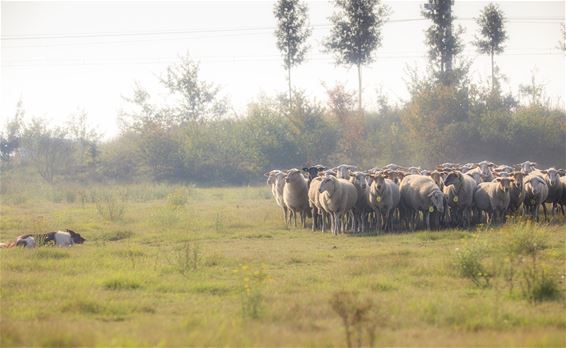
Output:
left=265, top=161, right=565, bottom=234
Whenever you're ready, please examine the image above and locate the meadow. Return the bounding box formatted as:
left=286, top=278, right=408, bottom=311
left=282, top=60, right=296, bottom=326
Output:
left=0, top=182, right=565, bottom=347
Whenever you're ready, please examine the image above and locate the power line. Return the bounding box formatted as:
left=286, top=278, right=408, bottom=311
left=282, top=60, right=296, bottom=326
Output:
left=2, top=16, right=562, bottom=41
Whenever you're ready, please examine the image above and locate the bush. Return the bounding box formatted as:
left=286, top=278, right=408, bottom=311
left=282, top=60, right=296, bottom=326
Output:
left=167, top=187, right=189, bottom=208
left=235, top=264, right=268, bottom=320
left=453, top=240, right=493, bottom=288
left=329, top=291, right=382, bottom=348
left=166, top=241, right=201, bottom=278
left=95, top=192, right=126, bottom=221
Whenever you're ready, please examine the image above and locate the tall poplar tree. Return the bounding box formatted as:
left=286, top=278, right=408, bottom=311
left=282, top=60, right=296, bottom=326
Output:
left=273, top=0, right=311, bottom=108
left=325, top=0, right=390, bottom=113
left=421, top=0, right=464, bottom=85
left=473, top=3, right=507, bottom=90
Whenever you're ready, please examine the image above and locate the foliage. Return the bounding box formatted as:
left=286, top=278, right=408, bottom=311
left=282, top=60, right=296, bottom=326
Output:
left=473, top=3, right=507, bottom=56
left=325, top=0, right=390, bottom=110
left=453, top=239, right=493, bottom=288
left=273, top=0, right=311, bottom=105
left=421, top=0, right=465, bottom=85
left=167, top=241, right=201, bottom=278
left=95, top=192, right=127, bottom=221
left=473, top=3, right=507, bottom=88
left=235, top=264, right=268, bottom=319
left=329, top=291, right=382, bottom=348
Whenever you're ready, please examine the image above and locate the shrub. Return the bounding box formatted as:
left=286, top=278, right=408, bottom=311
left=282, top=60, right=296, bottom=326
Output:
left=65, top=190, right=76, bottom=203
left=167, top=187, right=189, bottom=208
left=329, top=291, right=382, bottom=348
left=167, top=241, right=201, bottom=278
left=95, top=192, right=127, bottom=221
left=235, top=264, right=268, bottom=320
left=453, top=240, right=493, bottom=288
left=499, top=223, right=561, bottom=303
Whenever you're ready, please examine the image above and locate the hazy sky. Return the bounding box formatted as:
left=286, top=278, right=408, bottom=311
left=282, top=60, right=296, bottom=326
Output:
left=2, top=1, right=564, bottom=138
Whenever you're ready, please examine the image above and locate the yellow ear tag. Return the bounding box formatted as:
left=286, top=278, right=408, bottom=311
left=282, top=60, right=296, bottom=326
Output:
left=376, top=196, right=382, bottom=203
left=429, top=206, right=434, bottom=213
left=453, top=196, right=459, bottom=203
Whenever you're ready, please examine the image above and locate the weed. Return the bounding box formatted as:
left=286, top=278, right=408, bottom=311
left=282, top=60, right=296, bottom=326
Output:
left=500, top=224, right=561, bottom=303
left=65, top=190, right=76, bottom=203
left=235, top=264, right=268, bottom=320
left=453, top=240, right=493, bottom=288
left=32, top=249, right=69, bottom=259
left=167, top=241, right=201, bottom=278
left=95, top=192, right=126, bottom=221
left=214, top=212, right=224, bottom=232
left=102, top=230, right=133, bottom=242
left=103, top=277, right=142, bottom=291
left=329, top=291, right=383, bottom=348
left=167, top=188, right=189, bottom=209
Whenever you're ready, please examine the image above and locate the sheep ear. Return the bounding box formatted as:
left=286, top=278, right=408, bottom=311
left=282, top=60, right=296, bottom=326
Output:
left=302, top=167, right=308, bottom=172
left=495, top=177, right=503, bottom=182
left=540, top=170, right=547, bottom=174
left=263, top=172, right=271, bottom=177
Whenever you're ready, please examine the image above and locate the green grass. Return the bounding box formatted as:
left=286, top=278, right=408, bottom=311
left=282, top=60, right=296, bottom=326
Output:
left=1, top=183, right=565, bottom=347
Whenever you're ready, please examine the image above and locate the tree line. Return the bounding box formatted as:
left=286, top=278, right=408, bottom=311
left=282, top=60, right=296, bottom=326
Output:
left=1, top=0, right=565, bottom=185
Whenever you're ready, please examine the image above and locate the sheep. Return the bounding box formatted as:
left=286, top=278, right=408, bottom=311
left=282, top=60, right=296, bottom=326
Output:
left=265, top=170, right=288, bottom=224
left=429, top=170, right=445, bottom=190
left=443, top=171, right=477, bottom=227
left=407, top=166, right=422, bottom=175
left=308, top=176, right=327, bottom=231
left=368, top=173, right=400, bottom=232
left=559, top=174, right=566, bottom=216
left=523, top=174, right=549, bottom=222
left=282, top=169, right=310, bottom=228
left=538, top=168, right=563, bottom=215
left=465, top=167, right=483, bottom=185
left=318, top=175, right=358, bottom=235
left=507, top=171, right=526, bottom=216
left=302, top=165, right=326, bottom=187
left=399, top=175, right=444, bottom=230
left=349, top=171, right=371, bottom=233
left=473, top=177, right=514, bottom=225
left=331, top=164, right=357, bottom=179
left=515, top=161, right=537, bottom=174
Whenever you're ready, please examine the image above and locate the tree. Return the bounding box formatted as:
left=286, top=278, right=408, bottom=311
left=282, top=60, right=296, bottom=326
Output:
left=66, top=109, right=100, bottom=170
left=421, top=0, right=465, bottom=85
left=1, top=99, right=25, bottom=163
left=473, top=3, right=507, bottom=90
left=273, top=0, right=311, bottom=108
left=325, top=0, right=390, bottom=113
left=559, top=23, right=566, bottom=52
left=21, top=119, right=73, bottom=183
left=161, top=54, right=227, bottom=124
left=519, top=74, right=544, bottom=106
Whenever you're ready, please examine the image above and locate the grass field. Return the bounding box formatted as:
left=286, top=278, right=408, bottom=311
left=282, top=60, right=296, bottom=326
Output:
left=0, top=183, right=565, bottom=347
